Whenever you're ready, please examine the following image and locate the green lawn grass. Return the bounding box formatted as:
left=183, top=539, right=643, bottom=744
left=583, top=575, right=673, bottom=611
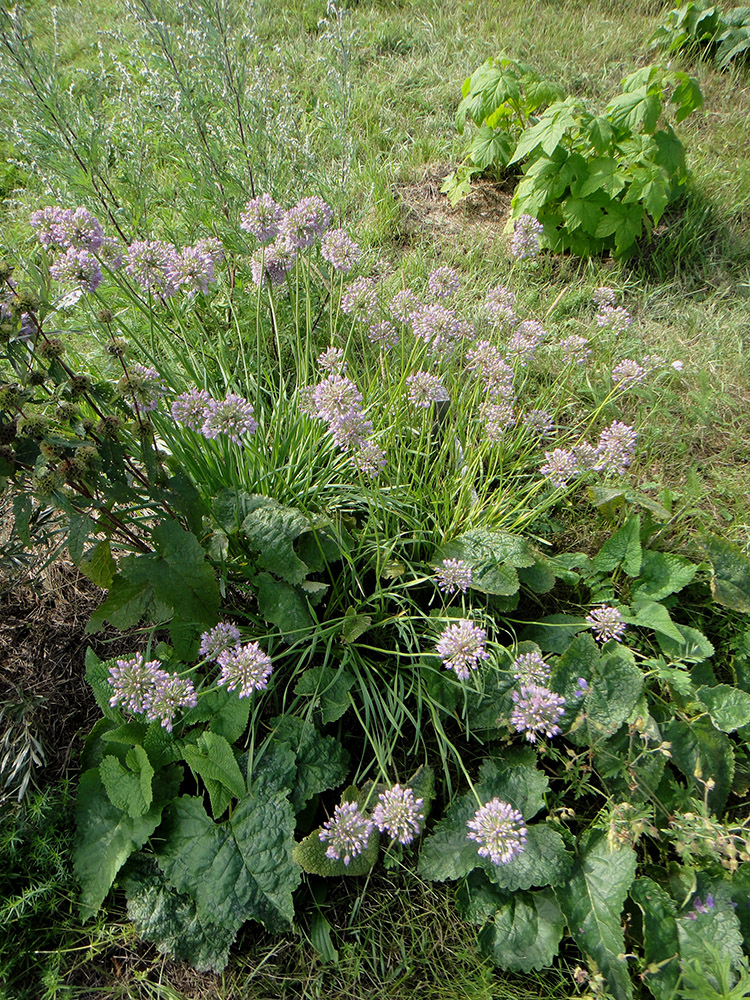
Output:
left=2, top=0, right=750, bottom=996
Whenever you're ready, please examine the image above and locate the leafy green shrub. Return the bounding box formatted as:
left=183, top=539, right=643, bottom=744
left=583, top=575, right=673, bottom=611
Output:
left=650, top=2, right=750, bottom=70
left=445, top=61, right=703, bottom=256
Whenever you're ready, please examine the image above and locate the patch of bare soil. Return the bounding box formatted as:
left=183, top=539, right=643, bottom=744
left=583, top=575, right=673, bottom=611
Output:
left=394, top=164, right=512, bottom=243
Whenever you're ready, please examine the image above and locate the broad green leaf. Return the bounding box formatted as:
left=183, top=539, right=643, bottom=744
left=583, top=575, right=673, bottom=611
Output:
left=517, top=556, right=557, bottom=594
left=697, top=684, right=750, bottom=733
left=270, top=716, right=349, bottom=813
left=84, top=648, right=123, bottom=722
left=578, top=157, right=626, bottom=198
left=183, top=732, right=246, bottom=818
left=182, top=686, right=251, bottom=744
left=555, top=830, right=637, bottom=1000
left=510, top=101, right=579, bottom=164
left=255, top=572, right=314, bottom=639
left=241, top=495, right=310, bottom=585
left=671, top=72, right=703, bottom=123
left=68, top=511, right=94, bottom=564
left=664, top=717, right=734, bottom=813
left=678, top=902, right=745, bottom=991
left=12, top=492, right=32, bottom=546
left=78, top=539, right=116, bottom=588
left=588, top=116, right=615, bottom=154
left=550, top=632, right=601, bottom=702
left=486, top=825, right=571, bottom=892
left=521, top=615, right=587, bottom=654
left=701, top=533, right=750, bottom=613
left=594, top=721, right=667, bottom=802
left=294, top=664, right=355, bottom=724
left=436, top=528, right=536, bottom=596
left=632, top=550, right=698, bottom=601
left=571, top=645, right=644, bottom=746
left=86, top=576, right=152, bottom=633
left=125, top=860, right=236, bottom=973
left=340, top=609, right=373, bottom=644
left=561, top=196, right=604, bottom=235
left=628, top=598, right=684, bottom=643
left=99, top=745, right=154, bottom=818
left=74, top=765, right=182, bottom=919
left=592, top=515, right=642, bottom=576
left=630, top=878, right=679, bottom=1000
left=157, top=790, right=300, bottom=937
left=656, top=623, right=714, bottom=663
left=478, top=887, right=565, bottom=972
left=607, top=87, right=661, bottom=133
left=468, top=126, right=515, bottom=169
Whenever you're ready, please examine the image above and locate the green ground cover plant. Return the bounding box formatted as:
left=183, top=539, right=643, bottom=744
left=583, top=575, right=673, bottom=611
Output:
left=2, top=1, right=750, bottom=999
left=650, top=2, right=750, bottom=70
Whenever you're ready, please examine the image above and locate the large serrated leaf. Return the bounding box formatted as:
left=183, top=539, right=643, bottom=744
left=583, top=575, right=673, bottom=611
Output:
left=183, top=732, right=245, bottom=818
left=592, top=515, right=642, bottom=577
left=435, top=528, right=534, bottom=596
left=270, top=716, right=349, bottom=813
left=632, top=550, right=697, bottom=600
left=84, top=648, right=124, bottom=722
left=99, top=745, right=154, bottom=818
left=294, top=664, right=355, bottom=724
left=181, top=686, right=251, bottom=744
left=656, top=623, right=714, bottom=663
left=74, top=765, right=182, bottom=919
left=157, top=789, right=300, bottom=939
left=630, top=877, right=679, bottom=1000
left=697, top=684, right=750, bottom=733
left=701, top=533, right=750, bottom=613
left=663, top=717, right=734, bottom=813
left=241, top=495, right=311, bottom=585
left=478, top=886, right=565, bottom=972
left=555, top=830, right=637, bottom=1000
left=255, top=572, right=314, bottom=639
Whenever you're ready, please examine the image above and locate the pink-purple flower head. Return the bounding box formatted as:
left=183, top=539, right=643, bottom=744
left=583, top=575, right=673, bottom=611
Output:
left=31, top=205, right=103, bottom=252
left=328, top=409, right=374, bottom=451
left=321, top=228, right=361, bottom=273
left=481, top=400, right=516, bottom=442
left=390, top=288, right=421, bottom=323
left=557, top=334, right=591, bottom=366
left=217, top=641, right=273, bottom=698
left=199, top=622, right=241, bottom=662
left=467, top=798, right=527, bottom=865
left=510, top=683, right=566, bottom=743
left=202, top=393, right=258, bottom=443
left=509, top=214, right=543, bottom=260
left=507, top=319, right=545, bottom=365
left=320, top=801, right=374, bottom=865
left=108, top=655, right=197, bottom=731
left=250, top=240, right=297, bottom=286
left=595, top=421, right=637, bottom=476
left=352, top=439, right=386, bottom=477
left=411, top=303, right=471, bottom=355
left=341, top=277, right=378, bottom=322
left=612, top=359, right=646, bottom=389
left=596, top=304, right=631, bottom=336
left=49, top=248, right=102, bottom=293
left=171, top=389, right=212, bottom=431
left=368, top=320, right=399, bottom=349
left=167, top=241, right=222, bottom=295
left=428, top=265, right=460, bottom=299
left=405, top=371, right=449, bottom=409
left=485, top=284, right=517, bottom=326
left=240, top=194, right=284, bottom=243
left=372, top=784, right=424, bottom=845
left=436, top=618, right=489, bottom=680
left=312, top=374, right=363, bottom=423
left=317, top=346, right=347, bottom=373
left=278, top=196, right=332, bottom=250
left=540, top=448, right=580, bottom=489
left=466, top=341, right=514, bottom=396
left=126, top=241, right=178, bottom=297
left=586, top=605, right=626, bottom=644
left=512, top=650, right=551, bottom=686
left=435, top=558, right=473, bottom=595
left=592, top=286, right=616, bottom=307
left=523, top=409, right=554, bottom=435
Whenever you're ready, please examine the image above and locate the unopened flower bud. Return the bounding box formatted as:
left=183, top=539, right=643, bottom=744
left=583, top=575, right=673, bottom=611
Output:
left=97, top=415, right=122, bottom=438
left=37, top=337, right=65, bottom=359
left=28, top=370, right=48, bottom=386
left=0, top=385, right=22, bottom=411
left=104, top=337, right=128, bottom=358
left=40, top=441, right=64, bottom=461
left=18, top=413, right=50, bottom=439
left=11, top=290, right=40, bottom=314
left=55, top=401, right=78, bottom=422
left=32, top=467, right=62, bottom=496
left=69, top=374, right=92, bottom=398
left=98, top=307, right=114, bottom=324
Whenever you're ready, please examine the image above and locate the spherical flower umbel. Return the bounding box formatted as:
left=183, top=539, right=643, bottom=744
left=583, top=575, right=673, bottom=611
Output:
left=320, top=801, right=374, bottom=865
left=436, top=618, right=490, bottom=680
left=250, top=240, right=297, bottom=286
left=167, top=241, right=222, bottom=294
left=199, top=622, right=242, bottom=662
left=540, top=448, right=580, bottom=489
left=592, top=286, right=616, bottom=307
left=595, top=421, right=637, bottom=476
left=120, top=363, right=166, bottom=413
left=371, top=785, right=424, bottom=845
left=390, top=288, right=421, bottom=323
left=510, top=683, right=566, bottom=743
left=586, top=605, right=627, bottom=644
left=596, top=304, right=631, bottom=336
left=367, top=320, right=399, bottom=349
left=509, top=214, right=543, bottom=260
left=317, top=346, right=347, bottom=373
left=201, top=394, right=257, bottom=443
left=435, top=558, right=473, bottom=595
left=312, top=374, right=363, bottom=423
left=405, top=371, right=449, bottom=409
left=126, top=241, right=178, bottom=296
left=148, top=672, right=198, bottom=731
left=428, top=265, right=460, bottom=299
left=217, top=641, right=273, bottom=698
left=523, top=409, right=554, bottom=435
left=512, top=651, right=551, bottom=686
left=411, top=302, right=467, bottom=352
left=557, top=334, right=592, bottom=366
left=278, top=196, right=332, bottom=250
left=171, top=389, right=212, bottom=432
left=341, top=277, right=378, bottom=322
left=467, top=798, right=527, bottom=865
left=240, top=194, right=285, bottom=243
left=108, top=656, right=162, bottom=715
left=321, top=228, right=361, bottom=273
left=351, top=439, right=387, bottom=477
left=612, top=359, right=646, bottom=389
left=484, top=284, right=517, bottom=326
left=49, top=247, right=102, bottom=293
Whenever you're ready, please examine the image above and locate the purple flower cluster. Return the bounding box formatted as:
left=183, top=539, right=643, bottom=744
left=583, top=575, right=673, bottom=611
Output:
left=317, top=346, right=347, bottom=373
left=168, top=239, right=223, bottom=295
left=481, top=399, right=516, bottom=442
left=126, top=241, right=178, bottom=296
left=320, top=801, right=373, bottom=865
left=540, top=447, right=581, bottom=488
left=199, top=622, right=241, bottom=661
left=466, top=341, right=514, bottom=396
left=240, top=194, right=285, bottom=243
left=592, top=286, right=616, bottom=307
left=686, top=894, right=715, bottom=920
left=341, top=277, right=378, bottom=322
left=435, top=618, right=489, bottom=680
left=250, top=241, right=297, bottom=286
left=279, top=196, right=333, bottom=251
left=435, top=558, right=473, bottom=595
left=467, top=798, right=527, bottom=865
left=612, top=359, right=646, bottom=389
left=507, top=319, right=545, bottom=365
left=321, top=228, right=361, bottom=273
left=390, top=288, right=421, bottom=323
left=49, top=248, right=102, bottom=294
left=557, top=334, right=591, bottom=365
left=108, top=655, right=197, bottom=731
left=523, top=409, right=554, bottom=435
left=510, top=683, right=566, bottom=742
left=596, top=304, right=632, bottom=336
left=216, top=641, right=273, bottom=698
left=371, top=784, right=424, bottom=844
left=307, top=373, right=383, bottom=475
left=31, top=205, right=104, bottom=251
left=243, top=195, right=333, bottom=284
left=485, top=285, right=517, bottom=326
left=510, top=214, right=543, bottom=260
left=512, top=650, right=551, bottom=685
left=405, top=371, right=449, bottom=409
left=368, top=320, right=399, bottom=349
left=586, top=605, right=626, bottom=643
left=171, top=389, right=257, bottom=443
left=540, top=420, right=637, bottom=487
left=427, top=265, right=460, bottom=299
left=411, top=302, right=470, bottom=354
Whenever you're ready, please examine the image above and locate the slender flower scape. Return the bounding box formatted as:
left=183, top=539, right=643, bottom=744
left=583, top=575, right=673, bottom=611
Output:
left=199, top=622, right=242, bottom=661
left=467, top=798, right=527, bottom=865
left=405, top=371, right=449, bottom=408
left=596, top=303, right=632, bottom=335
left=595, top=421, right=637, bottom=475
left=321, top=228, right=361, bottom=272
left=317, top=347, right=347, bottom=373
left=49, top=248, right=102, bottom=293
left=390, top=288, right=421, bottom=323
left=428, top=265, right=460, bottom=299
left=171, top=389, right=212, bottom=431
left=512, top=650, right=551, bottom=685
left=507, top=319, right=545, bottom=364
left=320, top=801, right=374, bottom=865
left=371, top=785, right=424, bottom=844
left=250, top=240, right=297, bottom=286
left=108, top=656, right=197, bottom=731
left=510, top=214, right=544, bottom=260
left=523, top=409, right=554, bottom=435
left=201, top=394, right=258, bottom=443
left=436, top=619, right=490, bottom=680
left=367, top=320, right=399, bottom=348
left=240, top=194, right=285, bottom=242
left=120, top=364, right=166, bottom=413
left=435, top=558, right=473, bottom=595
left=540, top=447, right=580, bottom=488
left=586, top=605, right=627, bottom=643
left=510, top=683, right=566, bottom=742
left=126, top=241, right=178, bottom=296
left=485, top=285, right=517, bottom=326
left=278, top=196, right=332, bottom=250
left=341, top=277, right=378, bottom=322
left=216, top=641, right=273, bottom=698
left=558, top=334, right=592, bottom=365
left=612, top=359, right=647, bottom=389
